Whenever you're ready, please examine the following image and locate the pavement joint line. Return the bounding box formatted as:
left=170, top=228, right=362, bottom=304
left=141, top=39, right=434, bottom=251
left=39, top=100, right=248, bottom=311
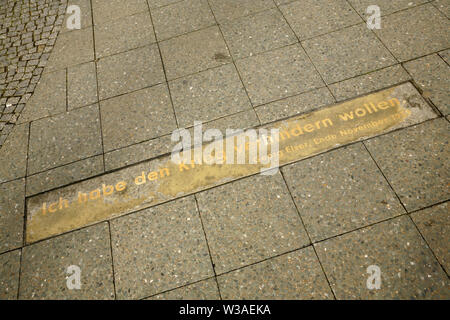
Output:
left=194, top=194, right=223, bottom=300
left=107, top=221, right=117, bottom=300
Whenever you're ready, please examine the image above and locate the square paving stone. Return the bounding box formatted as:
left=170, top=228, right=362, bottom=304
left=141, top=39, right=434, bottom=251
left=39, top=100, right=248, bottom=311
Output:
left=28, top=104, right=103, bottom=175
left=328, top=65, right=411, bottom=101
left=19, top=223, right=115, bottom=300
left=62, top=0, right=93, bottom=33
left=411, top=202, right=449, bottom=275
left=152, top=0, right=216, bottom=41
left=235, top=43, right=324, bottom=106
left=94, top=11, right=156, bottom=58
left=196, top=173, right=310, bottom=275
left=0, top=123, right=28, bottom=183
left=347, top=0, right=429, bottom=19
left=282, top=143, right=404, bottom=242
left=404, top=54, right=450, bottom=115
left=208, top=0, right=275, bottom=23
left=365, top=118, right=449, bottom=212
left=97, top=44, right=165, bottom=100
left=315, top=216, right=450, bottom=299
left=45, top=27, right=94, bottom=73
left=280, top=0, right=362, bottom=40
left=302, top=23, right=396, bottom=84
left=218, top=247, right=333, bottom=299
left=159, top=26, right=232, bottom=80
left=0, top=179, right=25, bottom=253
left=149, top=278, right=220, bottom=299
left=26, top=155, right=104, bottom=196
left=374, top=4, right=450, bottom=61
left=169, top=64, right=252, bottom=127
left=92, top=0, right=149, bottom=25
left=0, top=250, right=21, bottom=300
left=18, top=70, right=66, bottom=123
left=255, top=87, right=335, bottom=124
left=68, top=62, right=98, bottom=110
left=220, top=8, right=297, bottom=60
left=110, top=196, right=214, bottom=300
left=100, top=84, right=177, bottom=152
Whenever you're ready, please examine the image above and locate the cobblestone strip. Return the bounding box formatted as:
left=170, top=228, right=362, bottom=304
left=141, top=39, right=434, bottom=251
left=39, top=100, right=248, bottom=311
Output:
left=0, top=0, right=68, bottom=147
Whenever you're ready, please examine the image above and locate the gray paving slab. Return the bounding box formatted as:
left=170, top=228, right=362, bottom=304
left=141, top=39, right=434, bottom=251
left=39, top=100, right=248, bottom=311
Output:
left=0, top=123, right=29, bottom=183
left=365, top=118, right=449, bottom=212
left=235, top=43, right=324, bottom=106
left=374, top=4, right=450, bottom=62
left=159, top=26, right=232, bottom=80
left=208, top=0, right=275, bottom=23
left=0, top=179, right=25, bottom=253
left=279, top=0, right=362, bottom=40
left=315, top=216, right=449, bottom=299
left=0, top=250, right=21, bottom=300
left=28, top=104, right=103, bottom=175
left=220, top=8, right=297, bottom=60
left=92, top=0, right=148, bottom=25
left=404, top=54, right=450, bottom=115
left=433, top=0, right=450, bottom=17
left=302, top=23, right=396, bottom=84
left=96, top=44, right=165, bottom=100
left=19, top=223, right=115, bottom=299
left=149, top=278, right=220, bottom=300
left=67, top=62, right=98, bottom=110
left=282, top=143, right=405, bottom=242
left=110, top=196, right=214, bottom=299
left=169, top=64, right=252, bottom=127
left=347, top=0, right=429, bottom=19
left=99, top=84, right=177, bottom=152
left=411, top=202, right=450, bottom=275
left=218, top=247, right=333, bottom=299
left=196, top=173, right=310, bottom=275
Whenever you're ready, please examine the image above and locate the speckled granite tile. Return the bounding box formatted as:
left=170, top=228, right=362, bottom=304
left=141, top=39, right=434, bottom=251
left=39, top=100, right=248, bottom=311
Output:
left=315, top=216, right=450, bottom=299
left=26, top=155, right=104, bottom=196
left=280, top=0, right=362, bottom=40
left=148, top=0, right=183, bottom=8
left=45, top=27, right=94, bottom=73
left=218, top=247, right=333, bottom=299
left=92, top=0, right=148, bottom=25
left=148, top=278, right=220, bottom=300
left=18, top=70, right=66, bottom=123
left=302, top=23, right=396, bottom=84
left=439, top=49, right=450, bottom=64
left=61, top=0, right=92, bottom=33
left=104, top=134, right=174, bottom=171
left=347, top=0, right=428, bottom=19
left=235, top=43, right=324, bottom=106
left=169, top=64, right=252, bottom=127
left=110, top=196, right=214, bottom=299
left=255, top=87, right=334, bottom=124
left=282, top=143, right=404, bottom=242
left=411, top=202, right=449, bottom=275
left=0, top=250, right=21, bottom=300
left=94, top=11, right=156, bottom=58
left=28, top=104, right=103, bottom=175
left=100, top=84, right=177, bottom=152
left=329, top=65, right=411, bottom=102
left=208, top=0, right=275, bottom=23
left=374, top=4, right=450, bottom=62
left=159, top=26, right=231, bottom=80
left=68, top=62, right=98, bottom=110
left=220, top=8, right=297, bottom=60
left=19, top=223, right=114, bottom=300
left=152, top=0, right=215, bottom=41
left=404, top=54, right=450, bottom=115
left=196, top=173, right=309, bottom=275
left=365, top=118, right=449, bottom=212
left=432, top=0, right=450, bottom=17
left=0, top=179, right=25, bottom=253
left=97, top=44, right=165, bottom=100
left=0, top=123, right=28, bottom=183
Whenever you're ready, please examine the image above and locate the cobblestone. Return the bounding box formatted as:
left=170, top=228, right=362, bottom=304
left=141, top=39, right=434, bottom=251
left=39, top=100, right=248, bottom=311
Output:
left=0, top=0, right=67, bottom=148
